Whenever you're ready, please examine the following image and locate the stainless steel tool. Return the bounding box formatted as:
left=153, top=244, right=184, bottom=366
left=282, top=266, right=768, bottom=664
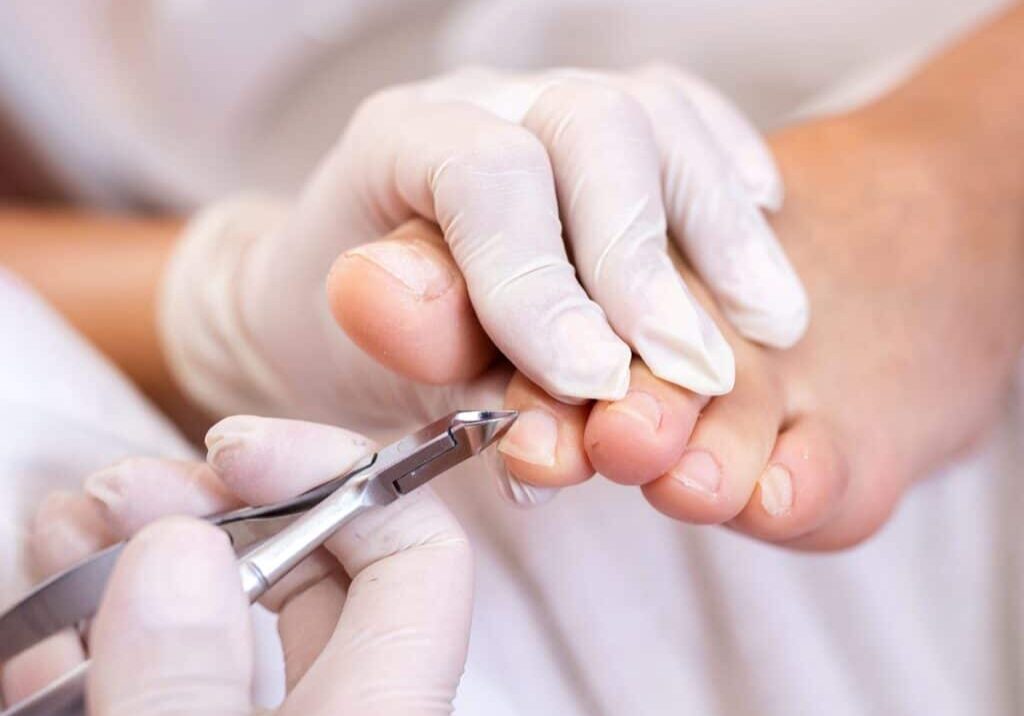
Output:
left=0, top=409, right=516, bottom=716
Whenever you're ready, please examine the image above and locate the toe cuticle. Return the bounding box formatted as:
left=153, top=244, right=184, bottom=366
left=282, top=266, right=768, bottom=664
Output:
left=606, top=390, right=663, bottom=433
left=670, top=449, right=721, bottom=496
left=345, top=241, right=454, bottom=299
left=498, top=409, right=559, bottom=467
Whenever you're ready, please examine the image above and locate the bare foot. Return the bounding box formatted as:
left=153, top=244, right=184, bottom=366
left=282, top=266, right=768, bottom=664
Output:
left=328, top=110, right=1024, bottom=549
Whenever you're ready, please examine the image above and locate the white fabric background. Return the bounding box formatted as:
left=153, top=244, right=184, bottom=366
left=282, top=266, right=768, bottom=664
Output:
left=0, top=0, right=1010, bottom=208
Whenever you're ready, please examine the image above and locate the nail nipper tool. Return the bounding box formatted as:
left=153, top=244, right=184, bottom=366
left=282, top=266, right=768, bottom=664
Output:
left=0, top=409, right=516, bottom=716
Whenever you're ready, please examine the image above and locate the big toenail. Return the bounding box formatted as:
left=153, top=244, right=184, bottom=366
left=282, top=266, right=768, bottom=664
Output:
left=759, top=464, right=793, bottom=516
left=498, top=409, right=558, bottom=467
left=345, top=240, right=453, bottom=299
left=670, top=450, right=721, bottom=496
left=606, top=391, right=662, bottom=432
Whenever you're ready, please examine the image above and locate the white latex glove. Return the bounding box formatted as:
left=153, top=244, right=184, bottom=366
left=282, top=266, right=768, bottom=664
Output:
left=4, top=417, right=472, bottom=716
left=161, top=65, right=807, bottom=499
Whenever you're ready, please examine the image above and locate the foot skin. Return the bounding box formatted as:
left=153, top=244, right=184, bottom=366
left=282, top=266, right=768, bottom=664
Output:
left=328, top=111, right=1024, bottom=550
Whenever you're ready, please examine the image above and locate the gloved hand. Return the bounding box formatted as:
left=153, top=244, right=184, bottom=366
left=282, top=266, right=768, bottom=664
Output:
left=3, top=417, right=472, bottom=715
left=161, top=65, right=808, bottom=500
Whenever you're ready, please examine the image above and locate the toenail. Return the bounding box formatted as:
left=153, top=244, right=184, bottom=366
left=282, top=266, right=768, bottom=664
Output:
left=498, top=409, right=558, bottom=467
left=670, top=450, right=721, bottom=496
left=758, top=464, right=793, bottom=516
left=606, top=390, right=663, bottom=432
left=345, top=240, right=454, bottom=299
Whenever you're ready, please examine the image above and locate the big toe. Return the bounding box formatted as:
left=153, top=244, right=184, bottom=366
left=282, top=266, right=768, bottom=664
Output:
left=327, top=219, right=496, bottom=385
left=584, top=360, right=706, bottom=486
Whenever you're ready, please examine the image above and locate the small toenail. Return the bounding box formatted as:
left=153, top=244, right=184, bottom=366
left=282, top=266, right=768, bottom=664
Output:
left=670, top=450, right=721, bottom=496
left=498, top=409, right=558, bottom=467
left=759, top=464, right=793, bottom=516
left=606, top=390, right=662, bottom=432
left=345, top=240, right=454, bottom=299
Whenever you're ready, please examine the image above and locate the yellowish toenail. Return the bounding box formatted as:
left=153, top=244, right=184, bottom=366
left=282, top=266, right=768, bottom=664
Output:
left=759, top=464, right=793, bottom=516
left=606, top=390, right=663, bottom=432
left=498, top=409, right=558, bottom=467
left=670, top=450, right=721, bottom=496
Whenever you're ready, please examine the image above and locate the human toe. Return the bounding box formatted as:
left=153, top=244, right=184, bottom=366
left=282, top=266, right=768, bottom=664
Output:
left=641, top=361, right=784, bottom=524
left=584, top=360, right=705, bottom=485
left=328, top=218, right=496, bottom=384
left=728, top=417, right=849, bottom=543
left=499, top=371, right=593, bottom=489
